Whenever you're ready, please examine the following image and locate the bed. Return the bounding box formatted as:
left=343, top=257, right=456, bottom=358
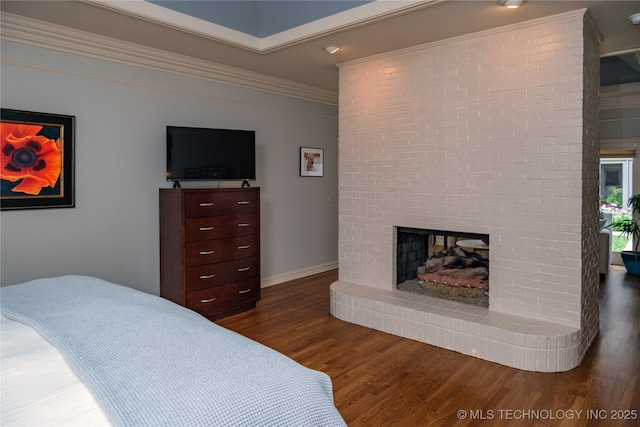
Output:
left=1, top=275, right=346, bottom=426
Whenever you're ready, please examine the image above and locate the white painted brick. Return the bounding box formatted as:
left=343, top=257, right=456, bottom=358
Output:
left=335, top=12, right=600, bottom=369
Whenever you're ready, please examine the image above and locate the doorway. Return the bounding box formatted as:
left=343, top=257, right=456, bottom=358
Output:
left=600, top=158, right=634, bottom=263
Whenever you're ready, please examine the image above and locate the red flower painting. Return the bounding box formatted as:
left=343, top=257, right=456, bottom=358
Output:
left=0, top=123, right=62, bottom=195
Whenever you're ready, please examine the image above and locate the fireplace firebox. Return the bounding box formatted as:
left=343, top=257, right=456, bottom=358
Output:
left=396, top=227, right=489, bottom=307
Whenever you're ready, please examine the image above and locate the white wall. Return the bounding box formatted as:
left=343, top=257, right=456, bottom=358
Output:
left=0, top=37, right=338, bottom=293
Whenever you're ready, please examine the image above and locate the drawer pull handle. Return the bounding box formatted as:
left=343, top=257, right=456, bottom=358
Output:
left=238, top=223, right=250, bottom=227
left=238, top=289, right=251, bottom=294
left=199, top=250, right=215, bottom=255
left=238, top=267, right=250, bottom=272
left=199, top=274, right=215, bottom=279
left=199, top=203, right=214, bottom=207
left=199, top=227, right=214, bottom=231
left=238, top=245, right=250, bottom=249
left=201, top=297, right=216, bottom=303
left=237, top=201, right=250, bottom=205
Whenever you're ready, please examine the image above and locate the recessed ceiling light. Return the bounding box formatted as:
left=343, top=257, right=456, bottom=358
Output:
left=324, top=46, right=341, bottom=55
left=499, top=0, right=523, bottom=8
left=630, top=13, right=640, bottom=25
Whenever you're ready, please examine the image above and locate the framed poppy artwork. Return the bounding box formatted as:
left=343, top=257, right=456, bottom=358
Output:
left=1, top=109, right=75, bottom=210
left=300, top=147, right=323, bottom=177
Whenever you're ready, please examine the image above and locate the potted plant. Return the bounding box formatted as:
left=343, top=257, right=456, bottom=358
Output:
left=607, top=194, right=640, bottom=275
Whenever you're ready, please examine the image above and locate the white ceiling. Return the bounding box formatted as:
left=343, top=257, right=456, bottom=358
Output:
left=1, top=0, right=639, bottom=94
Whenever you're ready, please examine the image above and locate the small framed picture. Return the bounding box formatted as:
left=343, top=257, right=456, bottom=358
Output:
left=300, top=147, right=323, bottom=177
left=1, top=109, right=75, bottom=210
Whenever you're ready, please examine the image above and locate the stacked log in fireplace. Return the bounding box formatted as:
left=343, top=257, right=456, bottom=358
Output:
left=417, top=245, right=489, bottom=295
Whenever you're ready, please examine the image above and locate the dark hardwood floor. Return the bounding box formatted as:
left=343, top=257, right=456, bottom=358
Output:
left=216, top=266, right=640, bottom=426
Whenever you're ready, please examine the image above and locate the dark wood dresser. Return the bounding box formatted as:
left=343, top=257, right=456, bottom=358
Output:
left=159, top=187, right=260, bottom=320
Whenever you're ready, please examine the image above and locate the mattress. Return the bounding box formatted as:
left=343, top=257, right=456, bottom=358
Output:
left=1, top=314, right=111, bottom=426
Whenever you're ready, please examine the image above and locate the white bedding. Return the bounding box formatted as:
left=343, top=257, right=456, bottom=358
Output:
left=1, top=314, right=111, bottom=426
left=1, top=276, right=345, bottom=426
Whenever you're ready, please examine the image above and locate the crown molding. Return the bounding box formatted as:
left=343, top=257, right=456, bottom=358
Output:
left=260, top=0, right=445, bottom=52
left=87, top=0, right=443, bottom=53
left=583, top=9, right=603, bottom=46
left=0, top=12, right=338, bottom=106
left=87, top=0, right=263, bottom=52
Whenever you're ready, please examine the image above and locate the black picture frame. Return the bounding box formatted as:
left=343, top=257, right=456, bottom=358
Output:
left=1, top=109, right=75, bottom=210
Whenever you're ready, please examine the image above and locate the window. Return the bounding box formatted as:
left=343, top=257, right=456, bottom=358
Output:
left=600, top=158, right=633, bottom=252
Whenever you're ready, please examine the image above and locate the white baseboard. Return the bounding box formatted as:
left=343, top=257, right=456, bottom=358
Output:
left=261, top=262, right=338, bottom=288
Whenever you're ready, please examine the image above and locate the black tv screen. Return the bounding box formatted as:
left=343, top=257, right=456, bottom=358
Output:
left=166, top=126, right=256, bottom=182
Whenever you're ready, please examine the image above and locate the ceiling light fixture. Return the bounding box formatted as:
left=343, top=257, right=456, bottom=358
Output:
left=499, top=0, right=523, bottom=8
left=324, top=46, right=341, bottom=54
left=630, top=13, right=640, bottom=25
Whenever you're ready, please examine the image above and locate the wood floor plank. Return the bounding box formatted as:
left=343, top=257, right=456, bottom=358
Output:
left=216, top=267, right=640, bottom=426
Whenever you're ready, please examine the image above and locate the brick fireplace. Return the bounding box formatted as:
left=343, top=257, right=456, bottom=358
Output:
left=331, top=10, right=601, bottom=372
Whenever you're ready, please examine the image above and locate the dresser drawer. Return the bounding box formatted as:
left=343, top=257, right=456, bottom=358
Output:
left=186, top=235, right=259, bottom=267
left=186, top=256, right=259, bottom=290
left=186, top=279, right=259, bottom=317
left=185, top=213, right=259, bottom=242
left=185, top=190, right=259, bottom=217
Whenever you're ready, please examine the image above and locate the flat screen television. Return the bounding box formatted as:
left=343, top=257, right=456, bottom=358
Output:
left=166, top=126, right=256, bottom=184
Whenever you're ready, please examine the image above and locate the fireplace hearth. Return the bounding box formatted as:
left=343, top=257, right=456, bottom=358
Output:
left=396, top=227, right=489, bottom=307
